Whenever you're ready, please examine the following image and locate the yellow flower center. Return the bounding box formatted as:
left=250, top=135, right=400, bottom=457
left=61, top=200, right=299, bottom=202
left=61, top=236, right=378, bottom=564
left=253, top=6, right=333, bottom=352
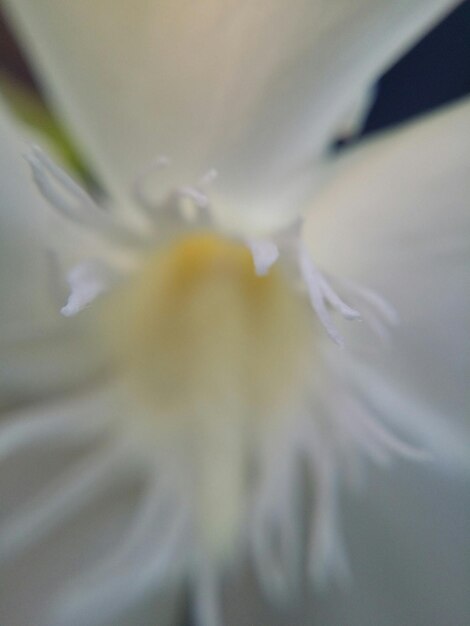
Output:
left=100, top=232, right=313, bottom=553
left=104, top=233, right=312, bottom=427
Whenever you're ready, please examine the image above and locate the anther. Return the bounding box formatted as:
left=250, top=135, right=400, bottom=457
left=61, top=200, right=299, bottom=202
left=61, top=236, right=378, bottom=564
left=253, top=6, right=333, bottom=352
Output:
left=246, top=240, right=280, bottom=276
left=61, top=261, right=110, bottom=316
left=298, top=246, right=361, bottom=346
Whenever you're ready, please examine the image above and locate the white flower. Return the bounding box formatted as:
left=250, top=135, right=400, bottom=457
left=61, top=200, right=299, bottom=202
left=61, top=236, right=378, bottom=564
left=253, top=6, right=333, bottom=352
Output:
left=0, top=1, right=469, bottom=626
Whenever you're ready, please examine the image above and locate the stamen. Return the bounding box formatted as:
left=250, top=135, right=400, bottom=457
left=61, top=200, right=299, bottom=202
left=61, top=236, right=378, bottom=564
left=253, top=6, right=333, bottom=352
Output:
left=79, top=468, right=181, bottom=578
left=177, top=186, right=210, bottom=210
left=192, top=558, right=224, bottom=626
left=317, top=274, right=362, bottom=321
left=343, top=357, right=466, bottom=465
left=252, top=444, right=301, bottom=601
left=55, top=498, right=189, bottom=626
left=246, top=240, right=280, bottom=276
left=132, top=158, right=217, bottom=228
left=328, top=275, right=399, bottom=341
left=26, top=145, right=144, bottom=245
left=343, top=398, right=431, bottom=463
left=132, top=155, right=171, bottom=211
left=0, top=439, right=133, bottom=564
left=199, top=168, right=218, bottom=187
left=177, top=167, right=219, bottom=221
left=343, top=281, right=398, bottom=326
left=25, top=144, right=98, bottom=221
left=61, top=261, right=111, bottom=317
left=175, top=184, right=217, bottom=228
left=0, top=401, right=110, bottom=462
left=252, top=504, right=289, bottom=600
left=296, top=417, right=351, bottom=587
left=298, top=246, right=361, bottom=346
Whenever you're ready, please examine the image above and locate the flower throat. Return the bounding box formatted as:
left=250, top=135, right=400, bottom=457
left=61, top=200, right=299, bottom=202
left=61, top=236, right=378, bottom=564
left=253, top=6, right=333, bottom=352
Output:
left=102, top=232, right=313, bottom=429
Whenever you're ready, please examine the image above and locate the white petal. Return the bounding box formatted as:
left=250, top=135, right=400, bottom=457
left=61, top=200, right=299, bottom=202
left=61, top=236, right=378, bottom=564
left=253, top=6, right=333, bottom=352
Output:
left=303, top=96, right=470, bottom=468
left=312, top=465, right=470, bottom=626
left=0, top=101, right=123, bottom=406
left=223, top=465, right=470, bottom=625
left=0, top=100, right=59, bottom=335
left=0, top=382, right=182, bottom=625
left=0, top=457, right=180, bottom=626
left=0, top=322, right=107, bottom=412
left=0, top=385, right=120, bottom=522
left=0, top=101, right=180, bottom=624
left=0, top=102, right=77, bottom=402
left=3, top=0, right=460, bottom=227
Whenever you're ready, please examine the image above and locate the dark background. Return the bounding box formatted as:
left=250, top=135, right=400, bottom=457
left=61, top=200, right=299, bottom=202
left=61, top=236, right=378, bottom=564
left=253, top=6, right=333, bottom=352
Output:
left=363, top=0, right=470, bottom=135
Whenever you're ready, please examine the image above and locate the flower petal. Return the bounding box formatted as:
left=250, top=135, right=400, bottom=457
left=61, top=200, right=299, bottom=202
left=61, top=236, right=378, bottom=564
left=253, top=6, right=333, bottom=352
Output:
left=0, top=102, right=109, bottom=411
left=0, top=99, right=58, bottom=334
left=223, top=464, right=469, bottom=625
left=0, top=379, right=183, bottom=626
left=0, top=445, right=180, bottom=626
left=2, top=0, right=461, bottom=227
left=303, top=95, right=470, bottom=468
